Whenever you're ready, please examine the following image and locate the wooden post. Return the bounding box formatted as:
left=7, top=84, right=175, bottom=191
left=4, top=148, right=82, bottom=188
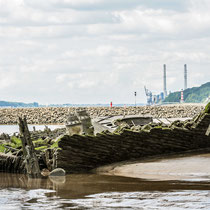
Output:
left=44, top=149, right=52, bottom=171
left=52, top=149, right=58, bottom=170
left=18, top=117, right=41, bottom=178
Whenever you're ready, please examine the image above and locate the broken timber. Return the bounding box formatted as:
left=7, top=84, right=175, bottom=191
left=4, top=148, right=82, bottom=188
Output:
left=18, top=117, right=41, bottom=178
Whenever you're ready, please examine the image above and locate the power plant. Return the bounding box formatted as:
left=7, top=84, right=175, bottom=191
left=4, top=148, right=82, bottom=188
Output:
left=144, top=64, right=188, bottom=105
left=184, top=64, right=187, bottom=90
left=163, top=64, right=167, bottom=98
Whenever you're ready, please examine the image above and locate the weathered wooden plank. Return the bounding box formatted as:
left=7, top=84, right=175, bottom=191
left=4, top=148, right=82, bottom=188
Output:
left=18, top=117, right=41, bottom=178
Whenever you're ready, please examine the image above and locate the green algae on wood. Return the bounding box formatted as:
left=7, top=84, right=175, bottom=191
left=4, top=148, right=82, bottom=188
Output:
left=0, top=144, right=6, bottom=153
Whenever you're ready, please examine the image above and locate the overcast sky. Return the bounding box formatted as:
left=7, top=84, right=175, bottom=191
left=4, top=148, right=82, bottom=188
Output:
left=0, top=0, right=210, bottom=105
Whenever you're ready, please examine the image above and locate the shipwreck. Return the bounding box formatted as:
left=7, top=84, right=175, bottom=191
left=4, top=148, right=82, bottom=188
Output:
left=0, top=103, right=210, bottom=176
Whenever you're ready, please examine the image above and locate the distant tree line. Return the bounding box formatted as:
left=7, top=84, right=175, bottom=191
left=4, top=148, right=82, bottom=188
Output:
left=0, top=101, right=39, bottom=107
left=164, top=82, right=210, bottom=103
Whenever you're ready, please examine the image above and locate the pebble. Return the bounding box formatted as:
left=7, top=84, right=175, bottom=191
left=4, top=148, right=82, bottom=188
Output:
left=49, top=168, right=66, bottom=176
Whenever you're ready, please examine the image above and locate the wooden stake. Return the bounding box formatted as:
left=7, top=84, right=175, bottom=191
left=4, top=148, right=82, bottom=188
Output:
left=18, top=116, right=41, bottom=178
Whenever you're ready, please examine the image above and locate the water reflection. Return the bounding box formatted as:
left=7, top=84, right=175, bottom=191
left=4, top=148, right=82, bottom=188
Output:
left=1, top=173, right=210, bottom=197
left=1, top=173, right=210, bottom=209
left=49, top=176, right=66, bottom=185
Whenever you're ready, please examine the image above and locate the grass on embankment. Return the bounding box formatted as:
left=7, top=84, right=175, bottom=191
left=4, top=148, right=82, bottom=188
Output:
left=205, top=102, right=210, bottom=114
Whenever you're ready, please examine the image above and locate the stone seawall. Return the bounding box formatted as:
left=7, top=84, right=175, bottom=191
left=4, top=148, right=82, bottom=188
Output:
left=57, top=112, right=210, bottom=173
left=0, top=104, right=205, bottom=125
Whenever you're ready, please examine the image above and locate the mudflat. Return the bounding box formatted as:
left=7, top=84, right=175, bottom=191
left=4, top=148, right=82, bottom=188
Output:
left=97, top=153, right=210, bottom=181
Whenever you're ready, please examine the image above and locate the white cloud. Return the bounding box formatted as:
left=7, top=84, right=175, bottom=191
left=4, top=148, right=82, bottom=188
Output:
left=0, top=71, right=17, bottom=89
left=0, top=0, right=209, bottom=104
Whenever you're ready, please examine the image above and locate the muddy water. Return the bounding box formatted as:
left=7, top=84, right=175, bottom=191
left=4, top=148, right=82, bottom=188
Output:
left=1, top=154, right=210, bottom=209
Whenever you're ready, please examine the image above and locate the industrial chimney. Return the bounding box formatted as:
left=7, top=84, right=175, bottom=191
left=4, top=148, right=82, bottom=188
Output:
left=184, top=64, right=187, bottom=90
left=163, top=64, right=167, bottom=98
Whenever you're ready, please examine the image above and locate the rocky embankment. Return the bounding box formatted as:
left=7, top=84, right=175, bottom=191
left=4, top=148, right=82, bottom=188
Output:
left=0, top=104, right=205, bottom=125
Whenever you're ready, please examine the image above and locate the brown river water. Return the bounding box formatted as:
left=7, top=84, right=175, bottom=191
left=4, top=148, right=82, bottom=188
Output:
left=1, top=153, right=210, bottom=209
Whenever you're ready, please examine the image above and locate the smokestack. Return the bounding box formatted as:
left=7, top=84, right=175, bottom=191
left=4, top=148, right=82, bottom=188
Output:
left=163, top=64, right=167, bottom=98
left=184, top=64, right=187, bottom=90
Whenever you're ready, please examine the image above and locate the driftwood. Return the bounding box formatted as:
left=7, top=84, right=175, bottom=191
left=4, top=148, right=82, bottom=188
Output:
left=3, top=145, right=19, bottom=152
left=52, top=149, right=58, bottom=170
left=43, top=149, right=52, bottom=171
left=18, top=117, right=41, bottom=178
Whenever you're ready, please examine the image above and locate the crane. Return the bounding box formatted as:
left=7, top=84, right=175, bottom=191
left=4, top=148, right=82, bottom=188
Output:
left=144, top=86, right=153, bottom=105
